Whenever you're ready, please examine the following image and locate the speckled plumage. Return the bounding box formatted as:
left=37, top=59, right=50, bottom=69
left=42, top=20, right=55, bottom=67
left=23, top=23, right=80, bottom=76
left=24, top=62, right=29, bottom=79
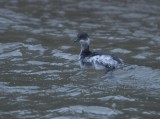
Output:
left=76, top=32, right=123, bottom=72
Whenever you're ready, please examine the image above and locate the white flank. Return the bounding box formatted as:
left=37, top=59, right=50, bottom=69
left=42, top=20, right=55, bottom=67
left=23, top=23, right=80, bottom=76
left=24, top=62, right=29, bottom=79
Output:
left=82, top=55, right=121, bottom=70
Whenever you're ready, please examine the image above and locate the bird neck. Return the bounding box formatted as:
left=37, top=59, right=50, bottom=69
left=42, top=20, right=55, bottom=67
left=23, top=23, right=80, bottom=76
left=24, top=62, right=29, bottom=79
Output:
left=80, top=45, right=92, bottom=58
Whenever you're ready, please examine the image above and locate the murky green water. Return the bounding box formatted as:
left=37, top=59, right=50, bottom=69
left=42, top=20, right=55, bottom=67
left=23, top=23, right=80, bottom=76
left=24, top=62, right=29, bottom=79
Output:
left=0, top=0, right=160, bottom=119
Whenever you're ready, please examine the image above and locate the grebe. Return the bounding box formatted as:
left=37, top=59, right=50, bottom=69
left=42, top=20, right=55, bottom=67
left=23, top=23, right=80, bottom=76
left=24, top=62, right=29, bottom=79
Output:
left=75, top=32, right=124, bottom=72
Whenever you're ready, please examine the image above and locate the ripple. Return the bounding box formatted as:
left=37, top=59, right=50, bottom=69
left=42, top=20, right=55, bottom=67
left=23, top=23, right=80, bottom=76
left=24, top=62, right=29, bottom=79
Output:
left=26, top=61, right=49, bottom=65
left=110, top=48, right=131, bottom=54
left=99, top=95, right=135, bottom=102
left=51, top=105, right=122, bottom=115
left=1, top=86, right=39, bottom=94
left=11, top=25, right=31, bottom=31
left=0, top=8, right=40, bottom=33
left=23, top=44, right=46, bottom=52
left=136, top=46, right=150, bottom=50
left=121, top=13, right=148, bottom=19
left=52, top=116, right=85, bottom=119
left=10, top=69, right=61, bottom=75
left=142, top=111, right=160, bottom=116
left=156, top=56, right=160, bottom=60
left=29, top=70, right=61, bottom=75
left=123, top=108, right=138, bottom=112
left=115, top=65, right=160, bottom=90
left=0, top=49, right=22, bottom=59
left=132, top=54, right=146, bottom=59
left=52, top=49, right=78, bottom=61
left=132, top=52, right=155, bottom=59
left=60, top=45, right=72, bottom=50
left=0, top=42, right=22, bottom=54
left=0, top=110, right=33, bottom=118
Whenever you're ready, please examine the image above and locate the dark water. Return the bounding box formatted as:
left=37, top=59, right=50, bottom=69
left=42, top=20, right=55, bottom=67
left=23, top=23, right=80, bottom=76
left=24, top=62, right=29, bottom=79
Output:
left=0, top=0, right=160, bottom=119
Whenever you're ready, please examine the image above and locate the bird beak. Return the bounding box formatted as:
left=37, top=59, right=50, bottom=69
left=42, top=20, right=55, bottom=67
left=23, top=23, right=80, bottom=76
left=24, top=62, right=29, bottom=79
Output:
left=74, top=38, right=79, bottom=42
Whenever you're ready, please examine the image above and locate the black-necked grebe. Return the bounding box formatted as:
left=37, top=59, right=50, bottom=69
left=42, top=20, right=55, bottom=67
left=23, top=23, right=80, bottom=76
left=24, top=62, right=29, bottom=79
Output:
left=75, top=32, right=124, bottom=72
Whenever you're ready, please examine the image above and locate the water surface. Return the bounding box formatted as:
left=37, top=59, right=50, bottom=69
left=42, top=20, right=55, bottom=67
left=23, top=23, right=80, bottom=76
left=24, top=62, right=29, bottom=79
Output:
left=0, top=0, right=160, bottom=119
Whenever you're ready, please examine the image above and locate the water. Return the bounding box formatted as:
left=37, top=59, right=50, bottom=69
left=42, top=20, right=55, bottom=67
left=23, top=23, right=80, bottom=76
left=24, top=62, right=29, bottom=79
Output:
left=0, top=0, right=160, bottom=119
